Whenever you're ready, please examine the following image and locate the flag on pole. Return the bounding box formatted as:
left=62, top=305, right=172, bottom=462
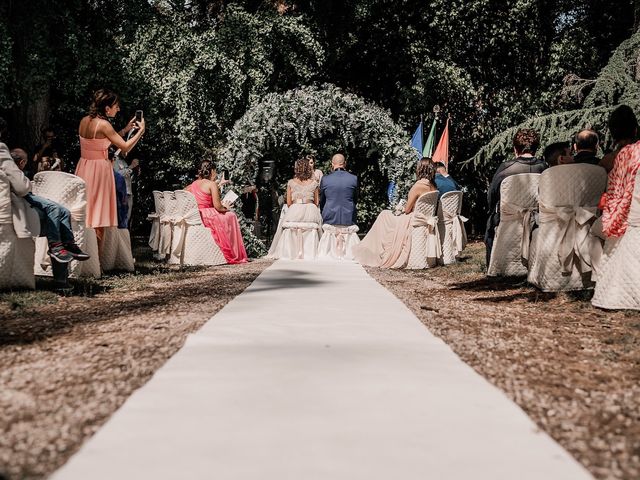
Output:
left=422, top=118, right=437, bottom=158
left=432, top=117, right=450, bottom=169
left=410, top=120, right=424, bottom=159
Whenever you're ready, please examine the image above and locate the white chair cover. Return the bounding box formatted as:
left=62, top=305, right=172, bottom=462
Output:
left=527, top=164, right=607, bottom=292
left=172, top=190, right=226, bottom=266
left=279, top=220, right=322, bottom=260
left=32, top=171, right=100, bottom=279
left=99, top=227, right=135, bottom=272
left=159, top=190, right=177, bottom=258
left=147, top=190, right=162, bottom=251
left=0, top=170, right=35, bottom=289
left=437, top=191, right=467, bottom=265
left=487, top=174, right=540, bottom=277
left=592, top=170, right=640, bottom=310
left=317, top=224, right=360, bottom=260
left=407, top=191, right=441, bottom=269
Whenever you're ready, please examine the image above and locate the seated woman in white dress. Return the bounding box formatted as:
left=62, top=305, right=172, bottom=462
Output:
left=353, top=159, right=437, bottom=268
left=266, top=157, right=323, bottom=259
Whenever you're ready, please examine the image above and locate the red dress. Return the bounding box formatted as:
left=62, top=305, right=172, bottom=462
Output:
left=602, top=141, right=640, bottom=237
left=189, top=182, right=248, bottom=264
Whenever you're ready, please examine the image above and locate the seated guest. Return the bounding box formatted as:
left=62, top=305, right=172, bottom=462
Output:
left=602, top=137, right=640, bottom=237
left=10, top=148, right=36, bottom=179
left=543, top=141, right=571, bottom=167
left=109, top=149, right=129, bottom=229
left=353, top=159, right=437, bottom=268
left=601, top=105, right=638, bottom=173
left=0, top=118, right=89, bottom=267
left=433, top=161, right=460, bottom=195
left=484, top=128, right=547, bottom=265
left=572, top=129, right=601, bottom=165
left=267, top=157, right=322, bottom=259
left=185, top=158, right=248, bottom=264
left=308, top=154, right=324, bottom=183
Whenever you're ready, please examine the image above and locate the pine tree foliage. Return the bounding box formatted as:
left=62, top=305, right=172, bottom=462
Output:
left=470, top=30, right=640, bottom=171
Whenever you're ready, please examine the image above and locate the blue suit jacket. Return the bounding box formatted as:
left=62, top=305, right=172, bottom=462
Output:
left=320, top=169, right=358, bottom=226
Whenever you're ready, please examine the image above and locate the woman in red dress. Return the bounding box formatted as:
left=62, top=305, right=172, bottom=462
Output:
left=186, top=159, right=248, bottom=264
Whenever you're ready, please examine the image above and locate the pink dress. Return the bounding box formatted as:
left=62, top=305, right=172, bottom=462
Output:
left=75, top=122, right=117, bottom=228
left=189, top=181, right=248, bottom=264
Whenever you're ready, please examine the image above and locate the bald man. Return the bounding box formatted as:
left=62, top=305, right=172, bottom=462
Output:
left=319, top=153, right=358, bottom=226
left=572, top=129, right=600, bottom=166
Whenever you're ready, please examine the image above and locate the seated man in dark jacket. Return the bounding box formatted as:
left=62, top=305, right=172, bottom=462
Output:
left=484, top=128, right=547, bottom=266
left=572, top=129, right=600, bottom=165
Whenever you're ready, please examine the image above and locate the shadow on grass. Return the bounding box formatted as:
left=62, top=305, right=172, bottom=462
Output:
left=0, top=239, right=264, bottom=346
left=449, top=276, right=526, bottom=292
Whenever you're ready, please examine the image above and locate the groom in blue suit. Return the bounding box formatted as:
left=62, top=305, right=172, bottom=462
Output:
left=320, top=153, right=358, bottom=226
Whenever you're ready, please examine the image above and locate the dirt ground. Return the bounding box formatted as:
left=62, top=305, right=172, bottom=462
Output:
left=1, top=241, right=639, bottom=479
left=0, top=254, right=271, bottom=480
left=367, top=241, right=640, bottom=480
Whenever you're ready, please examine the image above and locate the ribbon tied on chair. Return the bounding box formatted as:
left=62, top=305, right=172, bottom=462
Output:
left=147, top=212, right=160, bottom=250
left=159, top=214, right=175, bottom=255
left=538, top=203, right=599, bottom=274
left=171, top=211, right=202, bottom=262
left=411, top=212, right=443, bottom=259
left=500, top=202, right=537, bottom=263
left=283, top=221, right=320, bottom=259
left=442, top=209, right=468, bottom=255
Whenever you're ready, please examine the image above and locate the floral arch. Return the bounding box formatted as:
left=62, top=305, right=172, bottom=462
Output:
left=217, top=84, right=417, bottom=255
left=219, top=84, right=416, bottom=191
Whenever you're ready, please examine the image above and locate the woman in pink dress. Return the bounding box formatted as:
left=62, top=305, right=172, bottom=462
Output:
left=76, top=89, right=145, bottom=241
left=186, top=159, right=248, bottom=264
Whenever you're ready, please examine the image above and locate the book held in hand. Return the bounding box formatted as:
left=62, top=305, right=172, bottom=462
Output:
left=222, top=189, right=239, bottom=206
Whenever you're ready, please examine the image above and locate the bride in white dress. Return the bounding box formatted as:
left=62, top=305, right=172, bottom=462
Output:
left=266, top=157, right=323, bottom=259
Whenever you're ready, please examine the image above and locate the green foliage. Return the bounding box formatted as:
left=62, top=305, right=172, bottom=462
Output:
left=471, top=29, right=640, bottom=175
left=0, top=22, right=11, bottom=108
left=218, top=84, right=419, bottom=253
left=121, top=5, right=325, bottom=176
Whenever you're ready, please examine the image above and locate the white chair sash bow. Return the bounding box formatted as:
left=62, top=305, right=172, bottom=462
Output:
left=442, top=209, right=468, bottom=255
left=171, top=211, right=202, bottom=259
left=147, top=212, right=160, bottom=250
left=538, top=203, right=599, bottom=274
left=159, top=214, right=175, bottom=255
left=283, top=221, right=320, bottom=259
left=501, top=202, right=537, bottom=262
left=411, top=212, right=443, bottom=259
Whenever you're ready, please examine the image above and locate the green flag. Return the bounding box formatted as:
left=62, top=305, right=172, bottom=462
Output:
left=422, top=118, right=436, bottom=158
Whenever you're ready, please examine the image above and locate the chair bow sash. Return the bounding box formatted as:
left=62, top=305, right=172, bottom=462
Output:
left=500, top=202, right=537, bottom=262
left=283, top=222, right=320, bottom=259
left=442, top=209, right=468, bottom=255
left=171, top=211, right=202, bottom=258
left=411, top=212, right=443, bottom=259
left=538, top=203, right=599, bottom=274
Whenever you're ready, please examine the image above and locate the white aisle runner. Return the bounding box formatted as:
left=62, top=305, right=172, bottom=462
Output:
left=52, top=260, right=591, bottom=480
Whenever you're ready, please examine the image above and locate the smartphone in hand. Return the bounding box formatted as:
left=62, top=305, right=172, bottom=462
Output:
left=135, top=110, right=143, bottom=122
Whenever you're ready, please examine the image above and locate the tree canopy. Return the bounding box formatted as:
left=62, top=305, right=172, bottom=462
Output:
left=1, top=0, right=638, bottom=239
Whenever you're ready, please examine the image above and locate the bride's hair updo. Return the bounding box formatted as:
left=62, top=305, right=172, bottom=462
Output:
left=416, top=158, right=436, bottom=184
left=197, top=159, right=216, bottom=179
left=294, top=156, right=313, bottom=181
left=89, top=88, right=120, bottom=118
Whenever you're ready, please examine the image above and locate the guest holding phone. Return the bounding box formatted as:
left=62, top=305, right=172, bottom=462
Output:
left=76, top=88, right=145, bottom=246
